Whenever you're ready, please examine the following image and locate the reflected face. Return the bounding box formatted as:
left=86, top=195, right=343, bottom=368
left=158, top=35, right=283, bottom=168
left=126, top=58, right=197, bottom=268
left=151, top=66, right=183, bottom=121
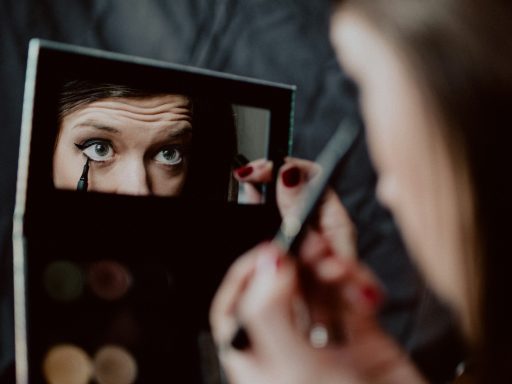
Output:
left=53, top=94, right=192, bottom=196
left=331, top=10, right=468, bottom=314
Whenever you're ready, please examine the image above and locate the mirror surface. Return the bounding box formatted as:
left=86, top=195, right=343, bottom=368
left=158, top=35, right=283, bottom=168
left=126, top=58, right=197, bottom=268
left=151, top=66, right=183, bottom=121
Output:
left=52, top=81, right=270, bottom=203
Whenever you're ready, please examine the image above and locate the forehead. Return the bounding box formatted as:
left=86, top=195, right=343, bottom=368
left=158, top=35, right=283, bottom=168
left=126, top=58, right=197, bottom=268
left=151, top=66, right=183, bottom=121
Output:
left=61, top=94, right=192, bottom=123
left=83, top=94, right=191, bottom=110
left=58, top=94, right=194, bottom=141
left=60, top=92, right=192, bottom=120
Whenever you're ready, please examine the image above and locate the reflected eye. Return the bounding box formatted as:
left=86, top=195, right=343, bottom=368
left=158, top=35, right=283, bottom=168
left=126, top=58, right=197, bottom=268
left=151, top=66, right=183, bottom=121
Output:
left=75, top=139, right=114, bottom=162
left=154, top=147, right=183, bottom=166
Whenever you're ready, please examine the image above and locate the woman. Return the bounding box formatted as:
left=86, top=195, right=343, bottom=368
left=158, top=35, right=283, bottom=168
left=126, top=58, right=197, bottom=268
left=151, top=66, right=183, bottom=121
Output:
left=53, top=80, right=238, bottom=200
left=210, top=0, right=512, bottom=382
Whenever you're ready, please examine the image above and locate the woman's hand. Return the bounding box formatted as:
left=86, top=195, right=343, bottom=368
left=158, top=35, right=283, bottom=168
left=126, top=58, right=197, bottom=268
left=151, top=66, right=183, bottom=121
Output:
left=234, top=157, right=357, bottom=259
left=211, top=160, right=427, bottom=384
left=210, top=244, right=426, bottom=384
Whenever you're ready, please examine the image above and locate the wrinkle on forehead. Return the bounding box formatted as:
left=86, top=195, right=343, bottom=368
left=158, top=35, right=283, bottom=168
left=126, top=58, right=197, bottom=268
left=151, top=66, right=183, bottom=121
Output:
left=74, top=95, right=193, bottom=124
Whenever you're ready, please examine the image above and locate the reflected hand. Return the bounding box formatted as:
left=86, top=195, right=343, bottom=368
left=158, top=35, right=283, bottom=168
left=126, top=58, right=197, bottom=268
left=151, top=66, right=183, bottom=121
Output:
left=233, top=158, right=273, bottom=204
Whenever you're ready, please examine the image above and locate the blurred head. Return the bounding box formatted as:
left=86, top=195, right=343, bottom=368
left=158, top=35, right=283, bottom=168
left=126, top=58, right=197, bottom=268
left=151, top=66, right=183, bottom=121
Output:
left=53, top=81, right=238, bottom=200
left=330, top=0, right=512, bottom=378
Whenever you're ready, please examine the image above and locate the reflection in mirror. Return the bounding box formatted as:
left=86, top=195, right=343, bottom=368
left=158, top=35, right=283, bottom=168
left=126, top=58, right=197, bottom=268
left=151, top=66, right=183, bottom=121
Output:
left=52, top=81, right=270, bottom=203
left=15, top=40, right=294, bottom=384
left=233, top=104, right=270, bottom=204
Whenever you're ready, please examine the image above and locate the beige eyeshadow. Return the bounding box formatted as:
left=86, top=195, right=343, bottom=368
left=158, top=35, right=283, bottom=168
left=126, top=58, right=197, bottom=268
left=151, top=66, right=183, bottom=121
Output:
left=42, top=344, right=92, bottom=384
left=93, top=345, right=138, bottom=384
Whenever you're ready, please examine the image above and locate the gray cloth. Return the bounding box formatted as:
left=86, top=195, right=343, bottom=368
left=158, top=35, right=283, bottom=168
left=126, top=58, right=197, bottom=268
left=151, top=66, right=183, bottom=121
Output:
left=0, top=0, right=463, bottom=382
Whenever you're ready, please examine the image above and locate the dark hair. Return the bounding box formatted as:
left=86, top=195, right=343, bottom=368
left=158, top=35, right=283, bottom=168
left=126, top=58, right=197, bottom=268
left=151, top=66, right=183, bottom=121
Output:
left=333, top=0, right=512, bottom=382
left=58, top=80, right=238, bottom=201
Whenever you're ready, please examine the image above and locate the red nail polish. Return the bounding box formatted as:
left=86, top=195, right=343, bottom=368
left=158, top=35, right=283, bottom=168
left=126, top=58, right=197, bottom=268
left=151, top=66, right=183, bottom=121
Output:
left=235, top=166, right=253, bottom=178
left=282, top=167, right=301, bottom=187
left=275, top=256, right=283, bottom=269
left=361, top=286, right=381, bottom=306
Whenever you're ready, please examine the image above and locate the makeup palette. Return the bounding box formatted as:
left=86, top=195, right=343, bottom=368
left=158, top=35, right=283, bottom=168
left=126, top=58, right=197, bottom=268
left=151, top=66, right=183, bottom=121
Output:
left=13, top=40, right=294, bottom=383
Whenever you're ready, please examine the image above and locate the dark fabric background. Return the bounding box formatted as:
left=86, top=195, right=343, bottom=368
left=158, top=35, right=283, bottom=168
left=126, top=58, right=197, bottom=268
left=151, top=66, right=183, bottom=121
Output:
left=0, top=0, right=464, bottom=382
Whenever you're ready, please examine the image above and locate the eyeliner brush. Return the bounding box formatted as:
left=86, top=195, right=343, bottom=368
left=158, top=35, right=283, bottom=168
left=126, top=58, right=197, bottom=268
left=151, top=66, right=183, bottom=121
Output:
left=76, top=157, right=90, bottom=192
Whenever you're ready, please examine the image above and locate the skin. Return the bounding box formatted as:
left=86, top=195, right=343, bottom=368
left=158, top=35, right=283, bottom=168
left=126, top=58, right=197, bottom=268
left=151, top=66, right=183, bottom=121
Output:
left=53, top=94, right=192, bottom=196
left=210, top=5, right=473, bottom=384
left=213, top=160, right=426, bottom=384
left=330, top=8, right=470, bottom=323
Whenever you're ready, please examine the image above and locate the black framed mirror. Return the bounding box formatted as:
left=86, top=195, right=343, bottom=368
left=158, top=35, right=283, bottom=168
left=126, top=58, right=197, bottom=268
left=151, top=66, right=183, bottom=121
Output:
left=13, top=39, right=294, bottom=384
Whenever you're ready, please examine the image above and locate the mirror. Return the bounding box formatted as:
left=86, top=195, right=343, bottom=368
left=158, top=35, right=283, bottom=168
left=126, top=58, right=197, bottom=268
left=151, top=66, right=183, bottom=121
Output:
left=14, top=39, right=293, bottom=384
left=52, top=81, right=271, bottom=203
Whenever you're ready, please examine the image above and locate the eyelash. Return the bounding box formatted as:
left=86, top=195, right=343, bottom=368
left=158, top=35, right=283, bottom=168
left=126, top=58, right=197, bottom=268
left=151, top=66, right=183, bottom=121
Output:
left=74, top=138, right=112, bottom=150
left=74, top=139, right=187, bottom=165
left=74, top=138, right=115, bottom=163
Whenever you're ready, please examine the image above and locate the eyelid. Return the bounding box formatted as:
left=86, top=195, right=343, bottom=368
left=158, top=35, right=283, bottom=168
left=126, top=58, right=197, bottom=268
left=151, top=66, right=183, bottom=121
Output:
left=154, top=146, right=184, bottom=166
left=75, top=138, right=113, bottom=150
left=153, top=143, right=189, bottom=157
left=74, top=138, right=115, bottom=163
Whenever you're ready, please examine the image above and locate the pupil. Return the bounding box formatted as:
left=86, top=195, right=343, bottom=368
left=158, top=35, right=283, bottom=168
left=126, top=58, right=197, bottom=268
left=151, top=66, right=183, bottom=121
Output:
left=163, top=149, right=175, bottom=160
left=94, top=143, right=108, bottom=156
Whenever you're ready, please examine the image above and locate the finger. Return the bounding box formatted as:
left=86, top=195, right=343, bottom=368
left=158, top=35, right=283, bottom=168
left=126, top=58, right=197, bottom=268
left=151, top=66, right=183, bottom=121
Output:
left=337, top=260, right=386, bottom=339
left=237, top=246, right=305, bottom=355
left=238, top=182, right=263, bottom=204
left=299, top=230, right=335, bottom=265
left=233, top=158, right=273, bottom=184
left=299, top=254, right=385, bottom=345
left=277, top=158, right=357, bottom=261
left=316, top=189, right=357, bottom=260
left=209, top=243, right=273, bottom=345
left=297, top=239, right=350, bottom=344
left=276, top=158, right=319, bottom=217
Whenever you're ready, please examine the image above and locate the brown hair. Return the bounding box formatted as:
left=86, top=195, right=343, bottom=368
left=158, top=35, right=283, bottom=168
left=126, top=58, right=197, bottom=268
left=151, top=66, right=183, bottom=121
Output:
left=333, top=0, right=512, bottom=382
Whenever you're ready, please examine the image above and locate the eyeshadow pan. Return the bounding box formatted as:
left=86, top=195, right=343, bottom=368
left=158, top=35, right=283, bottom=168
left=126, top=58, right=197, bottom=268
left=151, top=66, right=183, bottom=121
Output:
left=42, top=344, right=92, bottom=384
left=43, top=261, right=84, bottom=302
left=93, top=345, right=138, bottom=384
left=87, top=260, right=132, bottom=301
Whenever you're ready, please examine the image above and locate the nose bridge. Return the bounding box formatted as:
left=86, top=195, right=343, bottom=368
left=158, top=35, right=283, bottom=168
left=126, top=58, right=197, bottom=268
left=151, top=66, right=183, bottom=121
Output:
left=116, top=155, right=151, bottom=196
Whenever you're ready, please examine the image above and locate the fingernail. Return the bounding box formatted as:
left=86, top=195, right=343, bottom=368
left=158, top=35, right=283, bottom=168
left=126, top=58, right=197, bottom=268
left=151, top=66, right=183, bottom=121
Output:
left=282, top=167, right=301, bottom=187
left=361, top=285, right=382, bottom=306
left=275, top=256, right=283, bottom=270
left=235, top=166, right=253, bottom=178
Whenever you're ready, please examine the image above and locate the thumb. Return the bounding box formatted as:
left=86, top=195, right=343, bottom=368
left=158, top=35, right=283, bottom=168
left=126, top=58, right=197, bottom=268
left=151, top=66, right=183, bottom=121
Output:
left=239, top=246, right=305, bottom=355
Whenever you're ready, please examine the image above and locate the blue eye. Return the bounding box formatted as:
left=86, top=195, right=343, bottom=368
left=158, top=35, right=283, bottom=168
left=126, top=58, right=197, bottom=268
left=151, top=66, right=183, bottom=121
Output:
left=75, top=139, right=114, bottom=162
left=154, top=147, right=183, bottom=165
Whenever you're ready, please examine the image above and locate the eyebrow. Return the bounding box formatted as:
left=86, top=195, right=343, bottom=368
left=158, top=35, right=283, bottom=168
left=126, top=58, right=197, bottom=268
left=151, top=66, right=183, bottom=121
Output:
left=164, top=125, right=193, bottom=140
left=72, top=120, right=121, bottom=134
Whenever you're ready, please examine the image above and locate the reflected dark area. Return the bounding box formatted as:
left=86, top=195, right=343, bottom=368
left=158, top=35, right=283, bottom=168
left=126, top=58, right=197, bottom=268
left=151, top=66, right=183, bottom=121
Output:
left=52, top=80, right=270, bottom=203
